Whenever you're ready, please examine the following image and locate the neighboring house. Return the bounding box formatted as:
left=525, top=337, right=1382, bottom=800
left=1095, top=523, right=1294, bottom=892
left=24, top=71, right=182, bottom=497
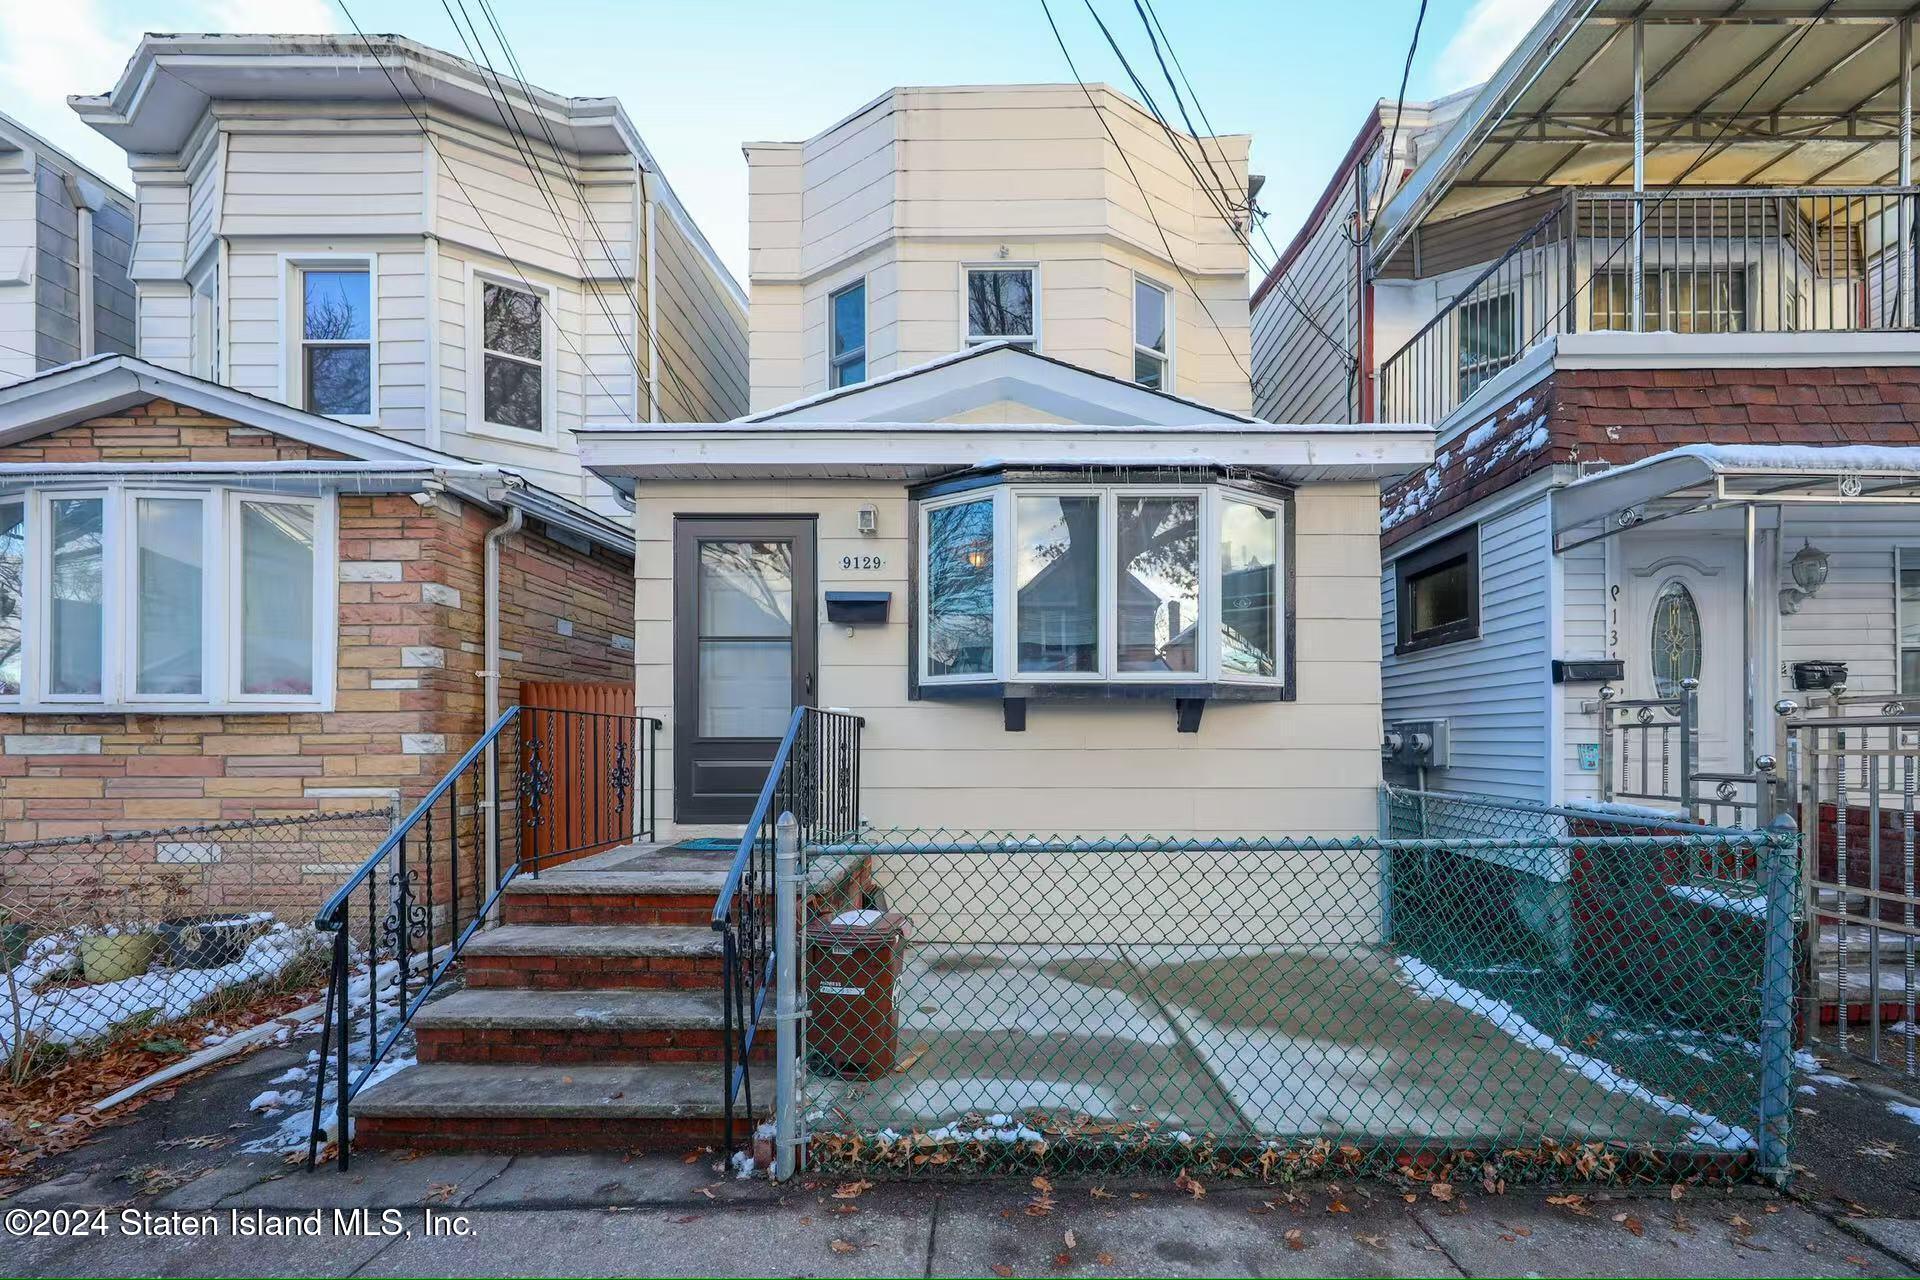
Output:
left=579, top=84, right=1427, bottom=838
left=67, top=33, right=748, bottom=514
left=1252, top=0, right=1920, bottom=813
left=0, top=110, right=135, bottom=384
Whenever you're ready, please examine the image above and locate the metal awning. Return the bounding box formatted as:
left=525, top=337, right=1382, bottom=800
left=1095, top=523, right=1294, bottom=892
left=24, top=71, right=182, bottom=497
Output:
left=1376, top=0, right=1920, bottom=268
left=1551, top=443, right=1920, bottom=549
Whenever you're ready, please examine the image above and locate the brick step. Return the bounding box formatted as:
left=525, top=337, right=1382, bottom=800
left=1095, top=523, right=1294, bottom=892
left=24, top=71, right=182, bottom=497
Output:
left=503, top=844, right=732, bottom=925
left=351, top=1062, right=760, bottom=1153
left=462, top=924, right=724, bottom=990
left=413, top=988, right=770, bottom=1065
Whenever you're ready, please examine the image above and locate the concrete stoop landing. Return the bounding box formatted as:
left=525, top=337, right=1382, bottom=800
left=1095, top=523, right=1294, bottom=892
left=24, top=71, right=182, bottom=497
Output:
left=352, top=842, right=762, bottom=1154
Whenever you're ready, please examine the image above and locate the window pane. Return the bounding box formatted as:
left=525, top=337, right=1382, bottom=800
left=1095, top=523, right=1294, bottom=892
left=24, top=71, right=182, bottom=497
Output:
left=1408, top=557, right=1471, bottom=639
left=699, top=641, right=791, bottom=737
left=483, top=354, right=543, bottom=431
left=1457, top=293, right=1516, bottom=396
left=832, top=283, right=865, bottom=360
left=1134, top=279, right=1167, bottom=352
left=832, top=353, right=866, bottom=388
left=1133, top=349, right=1166, bottom=390
left=1015, top=494, right=1098, bottom=673
left=306, top=346, right=371, bottom=416
left=926, top=499, right=994, bottom=677
left=967, top=268, right=1034, bottom=340
left=48, top=497, right=104, bottom=696
left=1221, top=500, right=1278, bottom=677
left=303, top=270, right=370, bottom=341
left=1116, top=496, right=1198, bottom=673
left=483, top=282, right=542, bottom=360
left=136, top=498, right=203, bottom=696
left=699, top=541, right=792, bottom=637
left=1900, top=566, right=1920, bottom=690
left=0, top=500, right=22, bottom=696
left=241, top=502, right=316, bottom=696
left=1650, top=580, right=1702, bottom=699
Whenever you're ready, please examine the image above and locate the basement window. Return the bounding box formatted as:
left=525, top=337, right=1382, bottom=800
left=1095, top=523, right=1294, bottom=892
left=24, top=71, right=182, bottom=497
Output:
left=1395, top=525, right=1479, bottom=654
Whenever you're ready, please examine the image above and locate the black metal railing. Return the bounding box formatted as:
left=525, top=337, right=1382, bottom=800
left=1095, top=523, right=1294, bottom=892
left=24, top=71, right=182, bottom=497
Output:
left=306, top=704, right=660, bottom=1170
left=1378, top=184, right=1920, bottom=426
left=711, top=705, right=863, bottom=1154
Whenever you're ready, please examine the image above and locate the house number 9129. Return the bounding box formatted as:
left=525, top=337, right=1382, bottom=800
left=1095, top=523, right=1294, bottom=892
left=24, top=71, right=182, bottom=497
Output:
left=840, top=555, right=884, bottom=571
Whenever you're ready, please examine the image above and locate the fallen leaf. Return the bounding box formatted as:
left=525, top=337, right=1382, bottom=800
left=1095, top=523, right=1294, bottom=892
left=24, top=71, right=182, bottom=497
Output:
left=992, top=1266, right=1015, bottom=1278
left=1327, top=1197, right=1351, bottom=1215
left=1175, top=1170, right=1206, bottom=1199
left=830, top=1204, right=859, bottom=1216
left=1669, top=1183, right=1687, bottom=1201
left=1353, top=1234, right=1386, bottom=1248
left=1621, top=1214, right=1645, bottom=1238
left=829, top=1240, right=855, bottom=1255
left=1283, top=1228, right=1306, bottom=1251
left=682, top=1148, right=707, bottom=1164
left=1095, top=1252, right=1115, bottom=1266
left=694, top=1185, right=717, bottom=1200
left=1032, top=1175, right=1054, bottom=1193
left=1089, top=1186, right=1114, bottom=1200
left=1429, top=1183, right=1454, bottom=1202
left=426, top=1182, right=458, bottom=1204
left=1064, top=1230, right=1077, bottom=1249
left=832, top=1179, right=873, bottom=1200
left=1052, top=1252, right=1073, bottom=1268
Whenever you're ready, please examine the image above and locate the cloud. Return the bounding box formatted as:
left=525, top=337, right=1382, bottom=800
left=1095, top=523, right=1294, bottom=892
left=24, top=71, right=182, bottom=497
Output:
left=0, top=0, right=132, bottom=108
left=199, top=0, right=342, bottom=32
left=1431, top=0, right=1552, bottom=94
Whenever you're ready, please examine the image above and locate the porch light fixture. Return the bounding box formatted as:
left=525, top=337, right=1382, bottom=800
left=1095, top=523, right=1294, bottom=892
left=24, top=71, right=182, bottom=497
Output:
left=1778, top=539, right=1832, bottom=615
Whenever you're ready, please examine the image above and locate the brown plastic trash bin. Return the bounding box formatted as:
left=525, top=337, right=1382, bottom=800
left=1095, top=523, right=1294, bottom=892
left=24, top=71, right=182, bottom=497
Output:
left=808, top=909, right=907, bottom=1079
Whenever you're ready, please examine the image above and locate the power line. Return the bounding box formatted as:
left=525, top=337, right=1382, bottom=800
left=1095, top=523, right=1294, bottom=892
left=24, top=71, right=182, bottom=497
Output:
left=1038, top=0, right=1251, bottom=383
left=1367, top=0, right=1430, bottom=244
left=329, top=0, right=633, bottom=415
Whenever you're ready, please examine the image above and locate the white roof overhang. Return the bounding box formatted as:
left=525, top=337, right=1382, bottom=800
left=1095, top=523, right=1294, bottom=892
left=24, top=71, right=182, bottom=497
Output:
left=1375, top=0, right=1920, bottom=268
left=577, top=421, right=1435, bottom=490
left=1551, top=442, right=1920, bottom=550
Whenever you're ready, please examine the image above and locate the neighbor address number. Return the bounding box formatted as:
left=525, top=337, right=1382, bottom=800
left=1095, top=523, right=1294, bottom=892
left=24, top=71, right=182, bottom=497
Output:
left=840, top=554, right=885, bottom=571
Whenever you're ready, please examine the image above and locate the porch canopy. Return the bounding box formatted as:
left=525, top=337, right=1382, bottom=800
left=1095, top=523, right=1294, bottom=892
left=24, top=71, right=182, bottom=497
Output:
left=1375, top=0, right=1920, bottom=269
left=1551, top=442, right=1920, bottom=553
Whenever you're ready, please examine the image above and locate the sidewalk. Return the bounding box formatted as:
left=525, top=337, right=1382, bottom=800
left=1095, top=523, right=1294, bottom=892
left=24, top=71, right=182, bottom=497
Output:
left=5, top=1029, right=1920, bottom=1277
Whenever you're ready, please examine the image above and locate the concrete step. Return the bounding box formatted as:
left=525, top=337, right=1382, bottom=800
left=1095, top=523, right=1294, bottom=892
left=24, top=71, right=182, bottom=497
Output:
left=412, top=988, right=766, bottom=1065
left=462, top=924, right=724, bottom=991
left=351, top=1061, right=760, bottom=1153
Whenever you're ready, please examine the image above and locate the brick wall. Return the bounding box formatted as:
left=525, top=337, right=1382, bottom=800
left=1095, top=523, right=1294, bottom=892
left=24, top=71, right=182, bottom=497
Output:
left=0, top=399, right=635, bottom=914
left=1380, top=364, right=1920, bottom=548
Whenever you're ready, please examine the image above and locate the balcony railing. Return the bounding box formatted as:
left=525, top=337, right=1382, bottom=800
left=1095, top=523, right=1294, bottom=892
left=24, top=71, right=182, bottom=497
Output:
left=1377, top=185, right=1920, bottom=426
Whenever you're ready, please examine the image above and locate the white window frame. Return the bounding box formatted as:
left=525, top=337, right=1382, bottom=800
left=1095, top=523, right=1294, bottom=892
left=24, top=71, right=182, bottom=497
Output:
left=0, top=483, right=336, bottom=714
left=468, top=266, right=559, bottom=444
left=917, top=482, right=1286, bottom=689
left=827, top=276, right=868, bottom=390
left=284, top=254, right=378, bottom=427
left=1900, top=547, right=1920, bottom=697
left=962, top=263, right=1041, bottom=349
left=1132, top=275, right=1173, bottom=390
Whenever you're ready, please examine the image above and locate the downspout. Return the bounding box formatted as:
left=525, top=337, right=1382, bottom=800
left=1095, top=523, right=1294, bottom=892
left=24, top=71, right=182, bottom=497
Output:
left=482, top=503, right=525, bottom=916
left=642, top=167, right=660, bottom=422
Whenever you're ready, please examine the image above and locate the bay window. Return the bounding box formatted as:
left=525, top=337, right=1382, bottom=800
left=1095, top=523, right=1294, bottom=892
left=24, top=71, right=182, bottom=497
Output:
left=0, top=486, right=333, bottom=712
left=918, top=480, right=1287, bottom=689
left=296, top=265, right=374, bottom=419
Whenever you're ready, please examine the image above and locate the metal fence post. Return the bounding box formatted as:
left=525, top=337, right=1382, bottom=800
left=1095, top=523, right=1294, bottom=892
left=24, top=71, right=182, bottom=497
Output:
left=1680, top=677, right=1700, bottom=818
left=774, top=811, right=801, bottom=1181
left=1597, top=685, right=1616, bottom=804
left=1757, top=812, right=1801, bottom=1188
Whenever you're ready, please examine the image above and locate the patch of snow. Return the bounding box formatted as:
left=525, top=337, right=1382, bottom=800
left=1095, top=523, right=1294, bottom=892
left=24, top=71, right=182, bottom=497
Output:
left=830, top=909, right=890, bottom=927
left=1463, top=416, right=1502, bottom=451
left=1797, top=1084, right=1817, bottom=1095
left=1812, top=1073, right=1857, bottom=1089
left=249, top=1089, right=297, bottom=1112
left=1667, top=884, right=1767, bottom=919
left=1888, top=1101, right=1920, bottom=1128
left=1396, top=957, right=1754, bottom=1150
left=269, top=1066, right=310, bottom=1086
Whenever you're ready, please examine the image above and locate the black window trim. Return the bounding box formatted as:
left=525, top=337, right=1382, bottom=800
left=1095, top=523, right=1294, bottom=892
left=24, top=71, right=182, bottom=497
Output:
left=1395, top=524, right=1480, bottom=655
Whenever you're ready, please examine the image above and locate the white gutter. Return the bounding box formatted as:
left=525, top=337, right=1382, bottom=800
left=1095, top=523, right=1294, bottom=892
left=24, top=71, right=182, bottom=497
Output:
left=480, top=504, right=524, bottom=919
left=645, top=185, right=660, bottom=423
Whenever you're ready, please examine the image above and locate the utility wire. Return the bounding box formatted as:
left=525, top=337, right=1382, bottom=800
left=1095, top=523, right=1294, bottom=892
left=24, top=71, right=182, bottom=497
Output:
left=1038, top=0, right=1251, bottom=382
left=1366, top=0, right=1430, bottom=244
left=330, top=0, right=632, bottom=414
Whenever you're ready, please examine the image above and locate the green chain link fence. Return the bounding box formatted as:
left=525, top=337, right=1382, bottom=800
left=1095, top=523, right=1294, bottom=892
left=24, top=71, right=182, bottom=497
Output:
left=795, top=787, right=1799, bottom=1187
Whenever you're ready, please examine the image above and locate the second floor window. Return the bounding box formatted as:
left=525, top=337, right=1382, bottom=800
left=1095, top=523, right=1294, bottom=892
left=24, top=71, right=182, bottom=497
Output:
left=966, top=267, right=1035, bottom=348
left=300, top=267, right=372, bottom=418
left=1591, top=270, right=1749, bottom=335
left=482, top=281, right=546, bottom=433
left=1457, top=293, right=1517, bottom=399
left=830, top=281, right=866, bottom=387
left=1134, top=278, right=1170, bottom=389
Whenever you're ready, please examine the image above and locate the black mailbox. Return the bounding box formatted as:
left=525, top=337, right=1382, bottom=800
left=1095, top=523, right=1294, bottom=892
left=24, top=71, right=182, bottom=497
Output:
left=1553, top=658, right=1625, bottom=684
left=1792, top=659, right=1848, bottom=691
left=825, top=591, right=890, bottom=626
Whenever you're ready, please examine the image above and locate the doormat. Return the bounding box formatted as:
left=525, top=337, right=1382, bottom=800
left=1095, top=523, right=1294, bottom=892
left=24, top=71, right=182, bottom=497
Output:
left=670, top=837, right=740, bottom=852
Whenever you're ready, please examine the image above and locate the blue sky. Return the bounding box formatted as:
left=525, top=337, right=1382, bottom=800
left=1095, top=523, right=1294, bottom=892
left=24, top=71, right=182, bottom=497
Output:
left=0, top=0, right=1548, bottom=286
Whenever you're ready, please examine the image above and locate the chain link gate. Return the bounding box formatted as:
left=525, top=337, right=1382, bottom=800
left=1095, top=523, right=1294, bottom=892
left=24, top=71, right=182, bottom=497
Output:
left=781, top=790, right=1798, bottom=1187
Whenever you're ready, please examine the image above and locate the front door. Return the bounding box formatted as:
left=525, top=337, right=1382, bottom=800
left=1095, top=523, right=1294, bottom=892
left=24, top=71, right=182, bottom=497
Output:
left=673, top=517, right=817, bottom=824
left=1622, top=534, right=1744, bottom=778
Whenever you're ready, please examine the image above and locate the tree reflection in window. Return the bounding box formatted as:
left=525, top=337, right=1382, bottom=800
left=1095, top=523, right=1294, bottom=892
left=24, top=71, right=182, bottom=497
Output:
left=926, top=499, right=994, bottom=677
left=1651, top=579, right=1701, bottom=699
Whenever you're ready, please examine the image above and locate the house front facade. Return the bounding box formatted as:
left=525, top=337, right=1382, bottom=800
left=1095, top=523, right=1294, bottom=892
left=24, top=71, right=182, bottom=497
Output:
left=581, top=84, right=1428, bottom=840
left=1253, top=0, right=1920, bottom=816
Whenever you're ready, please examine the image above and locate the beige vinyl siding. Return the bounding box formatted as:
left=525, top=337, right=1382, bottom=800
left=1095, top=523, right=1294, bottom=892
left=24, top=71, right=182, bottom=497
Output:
left=1252, top=186, right=1359, bottom=424
left=0, top=169, right=37, bottom=382
left=632, top=478, right=1383, bottom=839
left=1778, top=506, right=1909, bottom=697
left=747, top=84, right=1252, bottom=415
left=220, top=124, right=425, bottom=239
left=182, top=125, right=223, bottom=274
left=651, top=207, right=748, bottom=422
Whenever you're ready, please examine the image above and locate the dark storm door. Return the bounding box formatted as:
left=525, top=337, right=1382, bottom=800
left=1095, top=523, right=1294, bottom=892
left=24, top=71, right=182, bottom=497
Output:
left=673, top=517, right=817, bottom=823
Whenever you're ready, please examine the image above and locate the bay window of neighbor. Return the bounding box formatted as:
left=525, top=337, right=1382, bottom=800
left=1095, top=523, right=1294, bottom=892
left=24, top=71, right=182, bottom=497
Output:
left=0, top=487, right=328, bottom=710
left=966, top=267, right=1036, bottom=347
left=920, top=485, right=1284, bottom=686
left=300, top=268, right=373, bottom=417
left=1133, top=278, right=1170, bottom=390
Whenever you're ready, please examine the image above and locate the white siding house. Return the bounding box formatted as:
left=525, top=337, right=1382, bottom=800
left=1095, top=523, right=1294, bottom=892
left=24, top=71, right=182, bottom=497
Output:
left=71, top=35, right=747, bottom=514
